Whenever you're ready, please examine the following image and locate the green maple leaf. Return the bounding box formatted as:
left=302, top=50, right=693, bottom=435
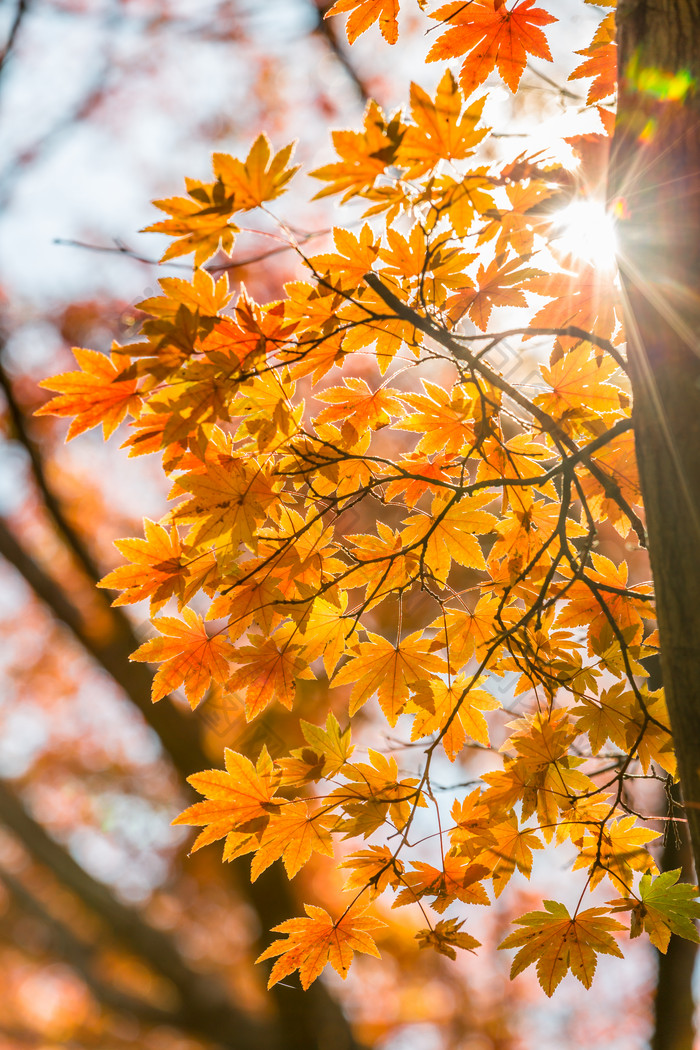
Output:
left=609, top=868, right=700, bottom=953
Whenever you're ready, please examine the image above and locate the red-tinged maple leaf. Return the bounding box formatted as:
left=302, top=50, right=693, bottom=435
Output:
left=227, top=636, right=315, bottom=720
left=250, top=801, right=334, bottom=881
left=37, top=347, right=140, bottom=440
left=333, top=631, right=446, bottom=726
left=499, top=901, right=624, bottom=996
left=173, top=747, right=281, bottom=853
left=130, top=607, right=233, bottom=707
left=527, top=264, right=620, bottom=344
left=325, top=0, right=399, bottom=45
left=383, top=452, right=455, bottom=508
left=569, top=12, right=616, bottom=103
left=428, top=0, right=556, bottom=96
left=256, top=904, right=385, bottom=989
left=213, top=135, right=298, bottom=210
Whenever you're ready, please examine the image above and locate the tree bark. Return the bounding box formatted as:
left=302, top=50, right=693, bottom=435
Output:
left=651, top=784, right=697, bottom=1050
left=610, top=0, right=700, bottom=876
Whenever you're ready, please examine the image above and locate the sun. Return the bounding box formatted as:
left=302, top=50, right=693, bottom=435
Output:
left=550, top=198, right=619, bottom=270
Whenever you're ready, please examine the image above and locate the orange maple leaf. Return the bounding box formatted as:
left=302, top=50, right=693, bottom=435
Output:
left=213, top=135, right=298, bottom=210
left=250, top=801, right=334, bottom=881
left=428, top=0, right=557, bottom=96
left=37, top=347, right=140, bottom=440
left=173, top=747, right=281, bottom=853
left=315, top=377, right=404, bottom=434
left=99, top=519, right=215, bottom=612
left=130, top=607, right=233, bottom=707
left=257, top=904, right=385, bottom=989
left=325, top=0, right=399, bottom=45
left=446, top=254, right=543, bottom=330
left=333, top=630, right=447, bottom=726
left=569, top=12, right=616, bottom=104
left=227, top=636, right=315, bottom=720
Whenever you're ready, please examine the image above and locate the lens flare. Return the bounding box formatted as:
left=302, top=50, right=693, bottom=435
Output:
left=551, top=199, right=619, bottom=269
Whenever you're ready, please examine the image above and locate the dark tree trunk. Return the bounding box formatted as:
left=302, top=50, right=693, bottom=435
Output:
left=651, top=783, right=697, bottom=1050
left=610, top=0, right=700, bottom=877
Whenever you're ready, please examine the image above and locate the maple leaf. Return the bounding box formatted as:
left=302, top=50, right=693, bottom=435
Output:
left=227, top=636, right=315, bottom=720
left=256, top=904, right=385, bottom=989
left=143, top=179, right=238, bottom=265
left=307, top=224, right=380, bottom=291
left=535, top=343, right=625, bottom=423
left=468, top=814, right=544, bottom=896
left=299, top=713, right=354, bottom=776
left=409, top=675, right=501, bottom=759
left=172, top=454, right=279, bottom=557
left=395, top=856, right=490, bottom=912
left=325, top=0, right=399, bottom=45
left=428, top=0, right=557, bottom=96
left=416, top=918, right=481, bottom=959
left=311, top=101, right=404, bottom=202
left=315, top=377, right=404, bottom=438
left=37, top=347, right=140, bottom=440
left=446, top=254, right=543, bottom=330
left=608, top=869, right=700, bottom=953
left=251, top=801, right=334, bottom=881
left=99, top=519, right=189, bottom=612
left=341, top=845, right=405, bottom=895
left=131, top=607, right=233, bottom=707
left=401, top=492, right=498, bottom=583
left=499, top=902, right=624, bottom=995
left=213, top=135, right=298, bottom=210
left=332, top=630, right=446, bottom=726
left=398, top=71, right=489, bottom=178
left=573, top=816, right=658, bottom=890
left=173, top=747, right=281, bottom=853
left=398, top=380, right=479, bottom=457
left=527, top=265, right=620, bottom=345
left=332, top=750, right=425, bottom=834
left=569, top=12, right=616, bottom=103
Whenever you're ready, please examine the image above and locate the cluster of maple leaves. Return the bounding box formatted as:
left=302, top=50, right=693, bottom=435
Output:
left=38, top=0, right=700, bottom=998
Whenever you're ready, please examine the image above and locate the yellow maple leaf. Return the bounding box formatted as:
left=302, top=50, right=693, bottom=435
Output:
left=333, top=630, right=446, bottom=726
left=173, top=747, right=281, bottom=853
left=499, top=901, right=624, bottom=996
left=251, top=801, right=334, bottom=881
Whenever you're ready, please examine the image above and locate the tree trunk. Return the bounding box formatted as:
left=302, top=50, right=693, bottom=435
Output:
left=651, top=784, right=697, bottom=1050
left=609, top=0, right=700, bottom=876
